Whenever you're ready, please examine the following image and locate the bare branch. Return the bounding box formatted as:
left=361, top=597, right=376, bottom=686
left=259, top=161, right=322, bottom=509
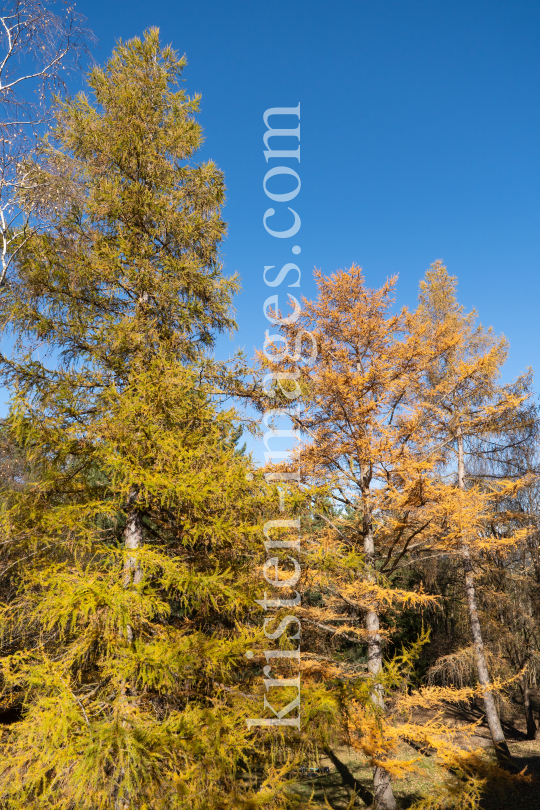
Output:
left=0, top=0, right=93, bottom=286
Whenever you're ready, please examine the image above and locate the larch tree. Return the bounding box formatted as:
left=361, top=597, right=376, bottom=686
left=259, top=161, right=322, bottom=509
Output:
left=463, top=415, right=540, bottom=741
left=416, top=260, right=533, bottom=766
left=0, top=30, right=303, bottom=810
left=257, top=266, right=468, bottom=810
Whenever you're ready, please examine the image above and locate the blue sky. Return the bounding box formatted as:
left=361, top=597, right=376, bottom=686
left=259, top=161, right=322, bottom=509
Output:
left=83, top=0, right=540, bottom=389
left=6, top=0, right=539, bottom=458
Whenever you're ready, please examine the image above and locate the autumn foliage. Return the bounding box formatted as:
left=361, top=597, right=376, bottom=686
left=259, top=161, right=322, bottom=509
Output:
left=0, top=23, right=538, bottom=810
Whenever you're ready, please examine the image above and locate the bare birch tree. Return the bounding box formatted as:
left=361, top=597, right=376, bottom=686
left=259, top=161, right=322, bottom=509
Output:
left=0, top=0, right=91, bottom=286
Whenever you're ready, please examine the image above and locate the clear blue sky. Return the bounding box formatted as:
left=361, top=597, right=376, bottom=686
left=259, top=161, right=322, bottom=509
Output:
left=14, top=0, right=540, bottom=445
left=82, top=0, right=540, bottom=387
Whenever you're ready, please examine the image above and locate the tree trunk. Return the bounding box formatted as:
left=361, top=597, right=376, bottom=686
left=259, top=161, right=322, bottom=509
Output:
left=520, top=673, right=537, bottom=740
left=462, top=547, right=512, bottom=760
left=363, top=494, right=397, bottom=810
left=457, top=430, right=514, bottom=766
left=113, top=489, right=145, bottom=809
left=123, top=486, right=143, bottom=642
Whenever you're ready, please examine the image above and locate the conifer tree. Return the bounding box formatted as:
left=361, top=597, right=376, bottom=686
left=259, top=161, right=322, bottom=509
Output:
left=0, top=30, right=303, bottom=810
left=416, top=260, right=533, bottom=765
left=256, top=265, right=533, bottom=807
left=257, top=266, right=464, bottom=809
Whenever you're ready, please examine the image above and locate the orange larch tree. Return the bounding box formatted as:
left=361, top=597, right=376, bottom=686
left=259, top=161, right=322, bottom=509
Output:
left=415, top=260, right=534, bottom=766
left=257, top=265, right=458, bottom=809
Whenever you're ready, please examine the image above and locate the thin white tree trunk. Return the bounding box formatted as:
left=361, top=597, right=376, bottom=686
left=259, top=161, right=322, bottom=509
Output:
left=457, top=429, right=513, bottom=764
left=123, top=485, right=143, bottom=642
left=363, top=489, right=397, bottom=810
left=113, top=489, right=144, bottom=808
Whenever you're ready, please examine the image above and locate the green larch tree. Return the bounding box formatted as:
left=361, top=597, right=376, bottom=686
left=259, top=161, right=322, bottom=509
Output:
left=0, top=30, right=304, bottom=810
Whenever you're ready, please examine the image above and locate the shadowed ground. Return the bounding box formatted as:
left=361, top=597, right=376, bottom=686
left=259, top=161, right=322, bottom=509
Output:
left=289, top=739, right=540, bottom=809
